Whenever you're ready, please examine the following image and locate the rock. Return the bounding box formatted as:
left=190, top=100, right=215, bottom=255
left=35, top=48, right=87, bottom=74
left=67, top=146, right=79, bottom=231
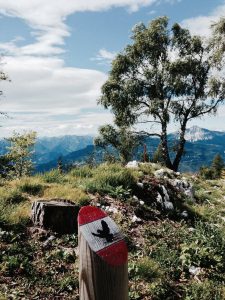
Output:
left=133, top=195, right=139, bottom=201
left=108, top=207, right=118, bottom=214
left=31, top=200, right=79, bottom=234
left=180, top=210, right=188, bottom=218
left=161, top=185, right=170, bottom=202
left=164, top=201, right=174, bottom=210
left=137, top=182, right=144, bottom=189
left=131, top=215, right=142, bottom=223
left=157, top=185, right=174, bottom=210
left=126, top=160, right=139, bottom=168
left=156, top=192, right=163, bottom=204
left=170, top=179, right=195, bottom=200
left=188, top=227, right=195, bottom=232
left=139, top=200, right=145, bottom=205
left=189, top=266, right=201, bottom=276
left=43, top=235, right=55, bottom=248
left=154, top=168, right=174, bottom=178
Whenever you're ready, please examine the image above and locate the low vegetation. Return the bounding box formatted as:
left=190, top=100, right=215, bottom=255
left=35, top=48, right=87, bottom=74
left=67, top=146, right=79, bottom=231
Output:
left=0, top=162, right=225, bottom=299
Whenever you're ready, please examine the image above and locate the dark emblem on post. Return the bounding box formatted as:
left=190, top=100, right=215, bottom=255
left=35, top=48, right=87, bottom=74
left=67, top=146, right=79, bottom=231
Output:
left=92, top=220, right=114, bottom=242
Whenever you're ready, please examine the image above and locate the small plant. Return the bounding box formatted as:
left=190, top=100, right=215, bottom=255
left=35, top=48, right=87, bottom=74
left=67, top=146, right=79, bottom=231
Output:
left=19, top=181, right=44, bottom=196
left=42, top=169, right=64, bottom=183
left=69, top=165, right=94, bottom=178
left=184, top=280, right=225, bottom=300
left=2, top=255, right=33, bottom=276
left=58, top=276, right=79, bottom=293
left=108, top=185, right=131, bottom=200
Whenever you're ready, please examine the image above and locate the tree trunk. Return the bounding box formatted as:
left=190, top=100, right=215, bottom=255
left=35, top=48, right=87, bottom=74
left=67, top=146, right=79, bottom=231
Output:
left=31, top=200, right=79, bottom=234
left=161, top=123, right=173, bottom=170
left=172, top=123, right=187, bottom=172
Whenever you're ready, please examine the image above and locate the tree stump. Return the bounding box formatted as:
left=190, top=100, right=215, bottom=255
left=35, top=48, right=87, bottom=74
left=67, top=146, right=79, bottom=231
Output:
left=31, top=200, right=79, bottom=234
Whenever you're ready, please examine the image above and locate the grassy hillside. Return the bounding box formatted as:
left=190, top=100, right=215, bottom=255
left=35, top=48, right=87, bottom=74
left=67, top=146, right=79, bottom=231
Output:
left=0, top=163, right=225, bottom=299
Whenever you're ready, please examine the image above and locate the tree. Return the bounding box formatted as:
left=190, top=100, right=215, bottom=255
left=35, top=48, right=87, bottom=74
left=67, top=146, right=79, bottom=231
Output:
left=210, top=17, right=225, bottom=67
left=211, top=154, right=224, bottom=178
left=0, top=64, right=9, bottom=119
left=94, top=124, right=141, bottom=164
left=99, top=17, right=225, bottom=171
left=5, top=131, right=37, bottom=178
left=57, top=156, right=63, bottom=174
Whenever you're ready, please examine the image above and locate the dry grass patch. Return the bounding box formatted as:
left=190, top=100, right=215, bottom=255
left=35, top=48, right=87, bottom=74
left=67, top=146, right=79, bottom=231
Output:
left=43, top=184, right=89, bottom=206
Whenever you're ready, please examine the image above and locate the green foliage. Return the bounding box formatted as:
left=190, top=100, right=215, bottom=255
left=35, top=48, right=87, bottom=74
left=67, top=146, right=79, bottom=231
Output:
left=184, top=280, right=225, bottom=300
left=58, top=276, right=79, bottom=293
left=83, top=163, right=137, bottom=194
left=199, top=166, right=214, bottom=180
left=211, top=154, right=224, bottom=178
left=42, top=169, right=64, bottom=183
left=199, top=154, right=225, bottom=179
left=132, top=257, right=163, bottom=282
left=108, top=185, right=131, bottom=200
left=95, top=125, right=141, bottom=164
left=19, top=181, right=44, bottom=196
left=99, top=16, right=225, bottom=171
left=69, top=165, right=94, bottom=178
left=4, top=131, right=37, bottom=179
left=43, top=184, right=89, bottom=206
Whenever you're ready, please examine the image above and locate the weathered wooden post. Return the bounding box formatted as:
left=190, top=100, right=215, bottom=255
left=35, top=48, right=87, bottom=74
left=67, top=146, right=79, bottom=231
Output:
left=78, top=206, right=128, bottom=300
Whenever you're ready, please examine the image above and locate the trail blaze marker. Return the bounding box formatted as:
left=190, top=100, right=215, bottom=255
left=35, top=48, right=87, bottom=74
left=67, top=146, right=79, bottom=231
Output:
left=78, top=205, right=128, bottom=300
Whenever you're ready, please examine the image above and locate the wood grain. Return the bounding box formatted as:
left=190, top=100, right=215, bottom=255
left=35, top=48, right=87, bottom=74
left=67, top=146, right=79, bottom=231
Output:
left=79, top=227, right=128, bottom=300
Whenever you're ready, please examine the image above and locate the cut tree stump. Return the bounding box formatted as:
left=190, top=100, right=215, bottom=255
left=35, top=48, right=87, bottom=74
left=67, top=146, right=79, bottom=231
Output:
left=31, top=200, right=79, bottom=234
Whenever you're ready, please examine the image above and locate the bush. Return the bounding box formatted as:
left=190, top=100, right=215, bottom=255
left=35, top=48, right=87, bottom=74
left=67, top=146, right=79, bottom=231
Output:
left=69, top=165, right=94, bottom=178
left=83, top=163, right=137, bottom=194
left=19, top=181, right=44, bottom=196
left=0, top=187, right=27, bottom=204
left=199, top=166, right=214, bottom=179
left=42, top=169, right=65, bottom=183
left=184, top=280, right=225, bottom=300
left=135, top=257, right=163, bottom=282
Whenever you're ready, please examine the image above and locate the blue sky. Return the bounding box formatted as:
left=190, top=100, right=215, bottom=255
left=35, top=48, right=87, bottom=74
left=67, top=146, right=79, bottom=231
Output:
left=0, top=0, right=225, bottom=137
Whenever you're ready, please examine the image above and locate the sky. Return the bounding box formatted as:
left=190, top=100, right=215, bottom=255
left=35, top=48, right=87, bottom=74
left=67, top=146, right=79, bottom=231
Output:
left=0, top=0, right=225, bottom=137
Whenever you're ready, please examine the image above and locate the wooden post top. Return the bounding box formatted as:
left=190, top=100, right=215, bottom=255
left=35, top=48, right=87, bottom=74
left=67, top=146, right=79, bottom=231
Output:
left=78, top=206, right=128, bottom=266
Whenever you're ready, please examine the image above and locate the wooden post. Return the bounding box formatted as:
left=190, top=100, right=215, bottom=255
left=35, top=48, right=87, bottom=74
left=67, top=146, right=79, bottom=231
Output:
left=78, top=206, right=128, bottom=300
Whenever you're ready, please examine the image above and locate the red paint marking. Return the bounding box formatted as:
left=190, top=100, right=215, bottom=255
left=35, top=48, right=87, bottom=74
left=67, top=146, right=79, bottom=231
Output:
left=78, top=206, right=107, bottom=226
left=78, top=206, right=128, bottom=266
left=97, top=240, right=128, bottom=266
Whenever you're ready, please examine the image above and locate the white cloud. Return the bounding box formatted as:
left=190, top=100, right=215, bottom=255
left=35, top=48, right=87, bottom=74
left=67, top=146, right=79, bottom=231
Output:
left=0, top=55, right=114, bottom=137
left=0, top=0, right=159, bottom=56
left=1, top=55, right=107, bottom=114
left=181, top=2, right=225, bottom=36
left=0, top=0, right=184, bottom=136
left=91, top=48, right=117, bottom=65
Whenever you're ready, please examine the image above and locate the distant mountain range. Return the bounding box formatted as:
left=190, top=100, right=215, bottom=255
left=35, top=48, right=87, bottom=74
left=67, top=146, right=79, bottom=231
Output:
left=0, top=127, right=224, bottom=173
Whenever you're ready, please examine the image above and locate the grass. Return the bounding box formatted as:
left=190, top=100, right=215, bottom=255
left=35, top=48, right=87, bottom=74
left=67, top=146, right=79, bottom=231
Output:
left=0, top=163, right=225, bottom=299
left=43, top=184, right=89, bottom=205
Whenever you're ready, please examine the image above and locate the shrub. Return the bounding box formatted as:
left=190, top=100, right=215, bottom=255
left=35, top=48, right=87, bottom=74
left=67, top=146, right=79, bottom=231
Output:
left=69, top=165, right=94, bottom=178
left=135, top=257, right=163, bottom=282
left=199, top=166, right=214, bottom=179
left=42, top=169, right=65, bottom=183
left=19, top=181, right=44, bottom=196
left=58, top=276, right=79, bottom=293
left=83, top=163, right=137, bottom=194
left=184, top=280, right=225, bottom=300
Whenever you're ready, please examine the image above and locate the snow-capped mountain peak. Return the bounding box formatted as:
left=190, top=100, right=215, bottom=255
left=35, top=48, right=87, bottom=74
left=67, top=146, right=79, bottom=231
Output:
left=185, top=126, right=213, bottom=142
